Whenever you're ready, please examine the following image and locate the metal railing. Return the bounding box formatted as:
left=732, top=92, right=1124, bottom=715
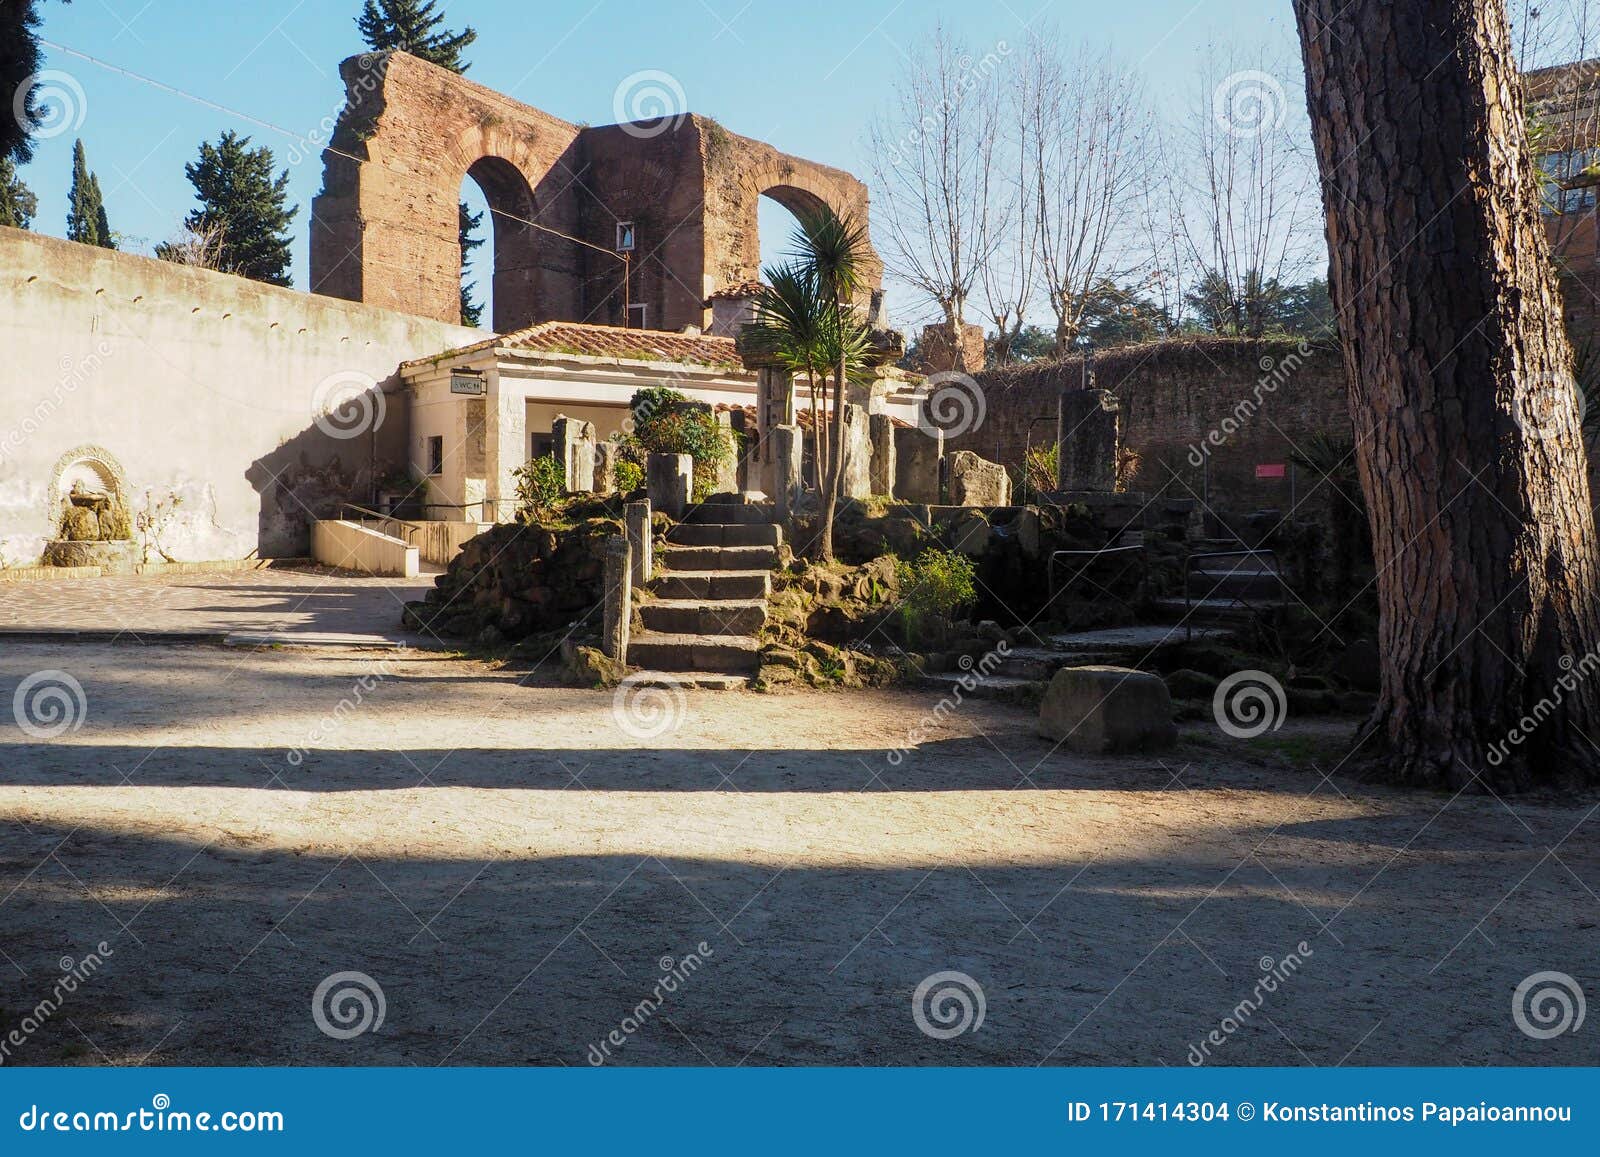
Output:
left=1182, top=548, right=1282, bottom=639
left=1047, top=544, right=1147, bottom=620
left=339, top=502, right=420, bottom=543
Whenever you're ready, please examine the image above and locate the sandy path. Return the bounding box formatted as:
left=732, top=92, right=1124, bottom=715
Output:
left=0, top=642, right=1595, bottom=1066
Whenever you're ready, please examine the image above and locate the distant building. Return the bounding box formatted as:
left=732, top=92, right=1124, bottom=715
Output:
left=1525, top=58, right=1600, bottom=344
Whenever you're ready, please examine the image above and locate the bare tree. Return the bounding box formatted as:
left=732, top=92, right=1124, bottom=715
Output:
left=1178, top=45, right=1317, bottom=335
left=867, top=25, right=1004, bottom=367
left=975, top=69, right=1037, bottom=366
left=154, top=219, right=230, bottom=272
left=1022, top=33, right=1150, bottom=354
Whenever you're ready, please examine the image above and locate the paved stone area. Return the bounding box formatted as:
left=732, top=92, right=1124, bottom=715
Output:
left=0, top=566, right=437, bottom=642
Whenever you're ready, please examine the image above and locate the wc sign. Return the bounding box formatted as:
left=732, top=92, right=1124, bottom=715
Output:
left=450, top=370, right=486, bottom=396
left=1255, top=463, right=1286, bottom=479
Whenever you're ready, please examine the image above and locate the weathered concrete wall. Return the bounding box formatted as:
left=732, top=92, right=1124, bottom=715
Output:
left=312, top=519, right=419, bottom=577
left=311, top=52, right=881, bottom=333
left=0, top=227, right=477, bottom=567
left=949, top=337, right=1349, bottom=511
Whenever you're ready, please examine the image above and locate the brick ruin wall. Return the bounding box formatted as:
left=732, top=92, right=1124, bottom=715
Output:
left=948, top=337, right=1353, bottom=513
left=311, top=52, right=878, bottom=335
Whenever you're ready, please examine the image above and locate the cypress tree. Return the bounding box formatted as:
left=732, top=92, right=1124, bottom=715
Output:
left=67, top=138, right=113, bottom=247
left=157, top=131, right=297, bottom=285
left=459, top=200, right=484, bottom=326
left=356, top=0, right=476, bottom=73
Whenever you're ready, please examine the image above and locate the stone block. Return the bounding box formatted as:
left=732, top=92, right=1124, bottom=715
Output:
left=647, top=453, right=693, bottom=520
left=945, top=450, right=1011, bottom=507
left=625, top=499, right=652, bottom=587
left=1057, top=389, right=1120, bottom=492
left=771, top=425, right=804, bottom=523
left=1037, top=665, right=1177, bottom=753
left=713, top=411, right=741, bottom=495
left=949, top=509, right=991, bottom=556
left=552, top=414, right=597, bottom=493
left=594, top=441, right=618, bottom=495
left=602, top=535, right=631, bottom=664
left=839, top=403, right=871, bottom=499
left=894, top=426, right=943, bottom=504
left=869, top=412, right=896, bottom=496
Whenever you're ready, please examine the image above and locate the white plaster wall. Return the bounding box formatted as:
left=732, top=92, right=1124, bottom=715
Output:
left=0, top=227, right=478, bottom=567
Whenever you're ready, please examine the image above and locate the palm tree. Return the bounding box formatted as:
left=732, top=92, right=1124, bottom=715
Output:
left=790, top=208, right=873, bottom=561
left=750, top=265, right=830, bottom=489
left=750, top=209, right=873, bottom=560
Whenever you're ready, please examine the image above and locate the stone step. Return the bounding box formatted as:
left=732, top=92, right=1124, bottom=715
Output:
left=1186, top=568, right=1284, bottom=600
left=628, top=632, right=761, bottom=674
left=658, top=544, right=779, bottom=572
left=639, top=598, right=767, bottom=636
left=1150, top=596, right=1288, bottom=628
left=665, top=522, right=782, bottom=548
left=684, top=501, right=778, bottom=525
left=649, top=570, right=771, bottom=601
left=923, top=672, right=1045, bottom=700
left=622, top=671, right=750, bottom=691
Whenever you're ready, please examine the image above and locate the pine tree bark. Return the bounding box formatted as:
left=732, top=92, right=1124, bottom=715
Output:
left=1294, top=0, right=1600, bottom=791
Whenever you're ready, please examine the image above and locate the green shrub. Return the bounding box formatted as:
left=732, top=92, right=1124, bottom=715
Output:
left=624, top=387, right=733, bottom=500
left=514, top=454, right=565, bottom=520
left=894, top=548, right=977, bottom=645
left=612, top=456, right=644, bottom=495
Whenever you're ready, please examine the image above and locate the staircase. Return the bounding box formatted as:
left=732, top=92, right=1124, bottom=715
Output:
left=627, top=501, right=781, bottom=688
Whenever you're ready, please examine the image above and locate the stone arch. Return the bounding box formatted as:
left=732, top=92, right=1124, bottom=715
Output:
left=312, top=53, right=587, bottom=330
left=46, top=443, right=129, bottom=534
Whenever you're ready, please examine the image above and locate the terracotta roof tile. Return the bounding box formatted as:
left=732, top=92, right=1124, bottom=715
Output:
left=499, top=321, right=740, bottom=367
left=404, top=320, right=744, bottom=371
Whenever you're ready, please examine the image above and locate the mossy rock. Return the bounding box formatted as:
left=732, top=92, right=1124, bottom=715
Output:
left=1165, top=668, right=1220, bottom=700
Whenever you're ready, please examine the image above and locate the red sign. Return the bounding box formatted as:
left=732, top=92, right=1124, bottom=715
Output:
left=1255, top=463, right=1287, bottom=479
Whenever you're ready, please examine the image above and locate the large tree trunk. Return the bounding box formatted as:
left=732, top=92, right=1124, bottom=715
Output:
left=1294, top=0, right=1600, bottom=791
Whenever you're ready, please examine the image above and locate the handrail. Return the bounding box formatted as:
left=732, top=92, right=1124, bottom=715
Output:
left=339, top=502, right=420, bottom=542
left=1047, top=544, right=1146, bottom=617
left=1182, top=548, right=1281, bottom=640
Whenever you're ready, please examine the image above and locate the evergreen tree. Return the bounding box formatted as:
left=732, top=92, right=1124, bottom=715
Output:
left=67, top=138, right=113, bottom=247
left=157, top=131, right=296, bottom=285
left=459, top=199, right=485, bottom=327
left=0, top=157, right=39, bottom=229
left=356, top=0, right=476, bottom=73
left=2, top=1, right=72, bottom=164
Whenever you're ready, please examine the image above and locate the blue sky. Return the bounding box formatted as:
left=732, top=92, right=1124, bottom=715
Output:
left=16, top=0, right=1301, bottom=319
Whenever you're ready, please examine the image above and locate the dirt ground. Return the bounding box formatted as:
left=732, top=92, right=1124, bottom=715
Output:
left=0, top=641, right=1595, bottom=1067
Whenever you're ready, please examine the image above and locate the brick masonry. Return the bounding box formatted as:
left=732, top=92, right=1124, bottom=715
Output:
left=948, top=336, right=1351, bottom=512
left=311, top=52, right=879, bottom=334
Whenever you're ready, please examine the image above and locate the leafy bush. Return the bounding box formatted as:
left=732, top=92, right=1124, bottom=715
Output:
left=514, top=453, right=565, bottom=520
left=622, top=387, right=733, bottom=502
left=894, top=548, right=977, bottom=645
left=612, top=455, right=644, bottom=495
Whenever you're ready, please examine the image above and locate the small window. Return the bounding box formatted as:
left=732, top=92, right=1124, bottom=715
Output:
left=426, top=435, right=443, bottom=476
left=628, top=303, right=648, bottom=330
left=615, top=221, right=636, bottom=252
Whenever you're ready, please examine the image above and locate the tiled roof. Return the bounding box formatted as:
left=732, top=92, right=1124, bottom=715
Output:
left=406, top=320, right=744, bottom=371
left=705, top=280, right=766, bottom=302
